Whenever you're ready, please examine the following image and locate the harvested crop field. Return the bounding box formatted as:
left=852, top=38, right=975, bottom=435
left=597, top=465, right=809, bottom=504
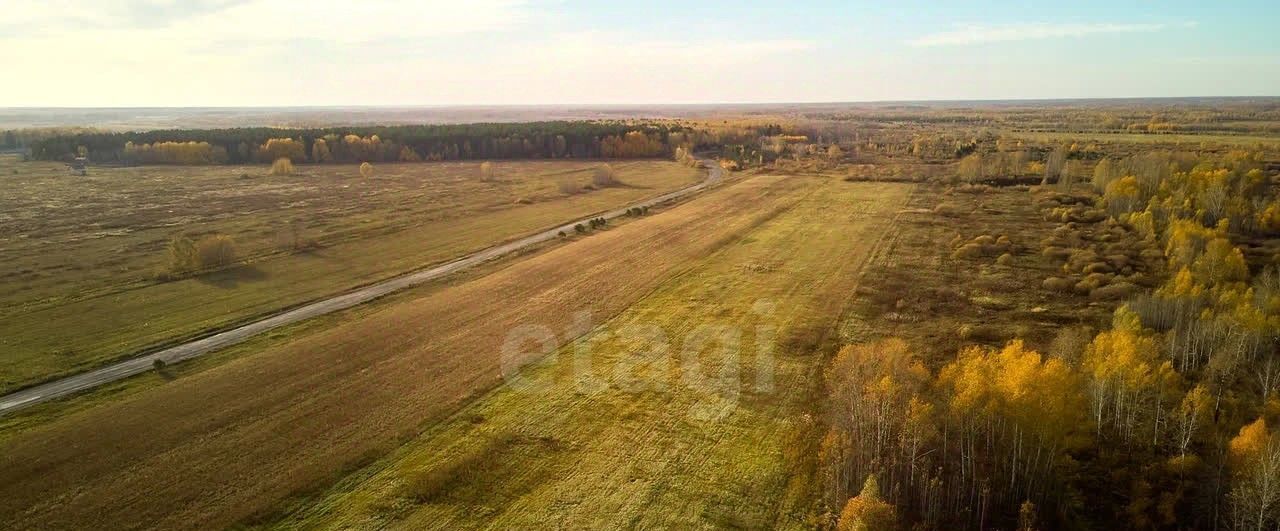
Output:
left=271, top=179, right=913, bottom=529
left=0, top=157, right=700, bottom=394
left=0, top=174, right=884, bottom=530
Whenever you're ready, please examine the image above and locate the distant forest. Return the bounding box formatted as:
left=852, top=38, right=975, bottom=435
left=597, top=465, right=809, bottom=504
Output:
left=26, top=121, right=713, bottom=165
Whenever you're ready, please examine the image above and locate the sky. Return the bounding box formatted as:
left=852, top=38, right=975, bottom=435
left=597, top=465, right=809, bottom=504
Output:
left=2, top=0, right=1278, bottom=106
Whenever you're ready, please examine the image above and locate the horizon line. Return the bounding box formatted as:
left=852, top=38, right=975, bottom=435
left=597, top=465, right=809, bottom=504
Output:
left=3, top=95, right=1279, bottom=111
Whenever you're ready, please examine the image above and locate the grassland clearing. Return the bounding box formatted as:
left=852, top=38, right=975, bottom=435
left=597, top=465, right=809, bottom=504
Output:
left=263, top=178, right=912, bottom=529
left=1003, top=129, right=1280, bottom=149
left=841, top=183, right=1118, bottom=368
left=0, top=156, right=700, bottom=394
left=0, top=173, right=815, bottom=530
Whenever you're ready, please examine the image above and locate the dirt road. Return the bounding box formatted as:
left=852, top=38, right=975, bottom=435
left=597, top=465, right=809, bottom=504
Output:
left=0, top=161, right=723, bottom=415
left=0, top=172, right=807, bottom=530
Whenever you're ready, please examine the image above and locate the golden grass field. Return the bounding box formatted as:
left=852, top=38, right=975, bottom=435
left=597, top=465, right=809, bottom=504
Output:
left=268, top=178, right=912, bottom=529
left=0, top=173, right=894, bottom=529
left=0, top=157, right=700, bottom=394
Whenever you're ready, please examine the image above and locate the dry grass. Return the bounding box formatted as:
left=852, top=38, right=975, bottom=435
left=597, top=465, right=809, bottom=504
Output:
left=845, top=184, right=1121, bottom=368
left=0, top=175, right=815, bottom=530
left=0, top=156, right=700, bottom=394
left=262, top=178, right=913, bottom=529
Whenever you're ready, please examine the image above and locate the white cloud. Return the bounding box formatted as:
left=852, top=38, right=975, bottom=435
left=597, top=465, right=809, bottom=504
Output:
left=0, top=0, right=817, bottom=106
left=3, top=0, right=535, bottom=41
left=907, top=22, right=1188, bottom=47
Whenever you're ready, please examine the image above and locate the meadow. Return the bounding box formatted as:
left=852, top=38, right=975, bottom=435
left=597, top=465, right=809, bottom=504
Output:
left=267, top=178, right=911, bottom=529
left=0, top=173, right=815, bottom=529
left=3, top=100, right=1280, bottom=530
left=0, top=157, right=700, bottom=394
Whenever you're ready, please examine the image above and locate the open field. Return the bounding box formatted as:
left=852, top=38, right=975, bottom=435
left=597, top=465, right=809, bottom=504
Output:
left=0, top=156, right=700, bottom=394
left=269, top=178, right=911, bottom=529
left=0, top=173, right=825, bottom=530
left=843, top=184, right=1118, bottom=364
left=1003, top=130, right=1280, bottom=149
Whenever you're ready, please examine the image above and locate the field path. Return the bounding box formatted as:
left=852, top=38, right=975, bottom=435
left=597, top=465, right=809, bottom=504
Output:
left=0, top=172, right=813, bottom=530
left=0, top=161, right=722, bottom=415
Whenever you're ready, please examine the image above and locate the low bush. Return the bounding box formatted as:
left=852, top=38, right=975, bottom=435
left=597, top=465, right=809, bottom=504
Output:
left=558, top=177, right=580, bottom=195
left=592, top=164, right=617, bottom=187
left=1042, top=276, right=1076, bottom=292
left=269, top=158, right=293, bottom=176
left=164, top=233, right=238, bottom=277
left=196, top=235, right=238, bottom=269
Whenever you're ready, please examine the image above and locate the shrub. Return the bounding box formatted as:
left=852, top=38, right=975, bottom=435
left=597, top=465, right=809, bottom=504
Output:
left=951, top=243, right=985, bottom=259
left=933, top=202, right=967, bottom=217
left=558, top=177, right=580, bottom=195
left=1042, top=276, right=1076, bottom=292
left=166, top=235, right=199, bottom=276
left=152, top=358, right=167, bottom=372
left=574, top=223, right=587, bottom=234
left=1042, top=246, right=1073, bottom=261
left=269, top=157, right=294, bottom=176
left=195, top=235, right=237, bottom=269
left=1089, top=282, right=1138, bottom=301
left=359, top=162, right=374, bottom=178
left=158, top=233, right=235, bottom=279
left=592, top=164, right=617, bottom=187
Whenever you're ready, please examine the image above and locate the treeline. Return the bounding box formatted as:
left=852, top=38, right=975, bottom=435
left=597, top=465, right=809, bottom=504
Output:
left=794, top=99, right=1280, bottom=135
left=1, top=127, right=102, bottom=152
left=824, top=151, right=1280, bottom=530
left=31, top=121, right=719, bottom=165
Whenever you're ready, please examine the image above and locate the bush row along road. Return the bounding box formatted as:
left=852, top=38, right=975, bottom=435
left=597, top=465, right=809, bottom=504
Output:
left=0, top=159, right=723, bottom=415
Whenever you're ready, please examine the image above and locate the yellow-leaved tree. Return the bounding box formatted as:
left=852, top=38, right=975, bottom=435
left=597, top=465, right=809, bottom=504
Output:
left=311, top=138, right=332, bottom=163
left=270, top=157, right=294, bottom=176
left=1081, top=310, right=1176, bottom=443
left=1227, top=418, right=1280, bottom=530
left=837, top=475, right=899, bottom=531
left=937, top=340, right=1085, bottom=512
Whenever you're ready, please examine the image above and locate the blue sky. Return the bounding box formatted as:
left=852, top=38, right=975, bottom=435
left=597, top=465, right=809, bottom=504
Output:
left=3, top=0, right=1277, bottom=106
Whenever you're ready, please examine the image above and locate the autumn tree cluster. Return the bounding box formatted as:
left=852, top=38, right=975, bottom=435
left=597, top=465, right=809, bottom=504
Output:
left=33, top=122, right=702, bottom=165
left=822, top=339, right=1085, bottom=530
left=824, top=151, right=1280, bottom=529
left=123, top=141, right=229, bottom=165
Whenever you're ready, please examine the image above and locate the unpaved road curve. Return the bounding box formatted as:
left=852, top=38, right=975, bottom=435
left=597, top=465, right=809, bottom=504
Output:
left=0, top=160, right=723, bottom=415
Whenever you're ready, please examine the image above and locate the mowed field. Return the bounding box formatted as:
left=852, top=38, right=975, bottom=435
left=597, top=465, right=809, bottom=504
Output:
left=273, top=179, right=912, bottom=529
left=0, top=156, right=700, bottom=394
left=0, top=174, right=890, bottom=529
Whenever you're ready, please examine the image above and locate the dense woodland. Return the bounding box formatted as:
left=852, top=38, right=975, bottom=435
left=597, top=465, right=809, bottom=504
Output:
left=25, top=121, right=759, bottom=165
left=811, top=138, right=1280, bottom=529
